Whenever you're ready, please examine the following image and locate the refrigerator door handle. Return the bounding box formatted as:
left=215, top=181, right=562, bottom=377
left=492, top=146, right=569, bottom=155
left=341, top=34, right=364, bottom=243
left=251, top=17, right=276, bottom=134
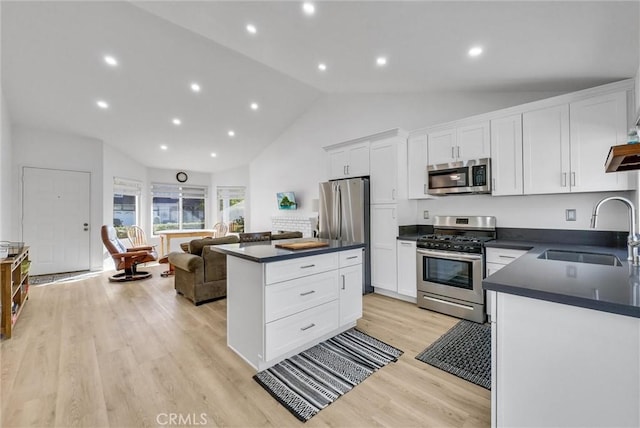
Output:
left=336, top=183, right=343, bottom=240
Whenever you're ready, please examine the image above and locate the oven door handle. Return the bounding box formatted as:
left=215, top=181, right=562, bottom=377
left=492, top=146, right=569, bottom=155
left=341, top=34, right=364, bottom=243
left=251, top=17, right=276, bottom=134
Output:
left=416, top=248, right=482, bottom=262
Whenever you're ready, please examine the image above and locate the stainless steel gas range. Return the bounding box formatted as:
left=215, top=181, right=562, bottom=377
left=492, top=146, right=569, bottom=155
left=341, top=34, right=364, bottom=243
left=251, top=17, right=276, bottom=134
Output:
left=416, top=215, right=496, bottom=323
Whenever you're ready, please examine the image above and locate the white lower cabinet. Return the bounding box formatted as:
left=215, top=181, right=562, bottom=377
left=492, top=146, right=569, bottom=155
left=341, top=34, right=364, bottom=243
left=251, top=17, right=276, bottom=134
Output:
left=397, top=240, right=417, bottom=298
left=485, top=247, right=528, bottom=277
left=491, top=292, right=640, bottom=428
left=227, top=248, right=363, bottom=371
left=339, top=263, right=363, bottom=326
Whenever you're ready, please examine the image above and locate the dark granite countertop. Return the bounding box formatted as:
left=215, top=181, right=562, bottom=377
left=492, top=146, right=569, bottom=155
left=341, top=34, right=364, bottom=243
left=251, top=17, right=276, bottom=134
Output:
left=209, top=238, right=365, bottom=263
left=483, top=240, right=640, bottom=319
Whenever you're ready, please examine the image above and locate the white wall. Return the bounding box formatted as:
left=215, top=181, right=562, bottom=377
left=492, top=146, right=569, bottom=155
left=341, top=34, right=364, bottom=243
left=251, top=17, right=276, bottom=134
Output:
left=12, top=126, right=104, bottom=271
left=0, top=89, right=13, bottom=240
left=417, top=191, right=631, bottom=232
left=249, top=90, right=563, bottom=232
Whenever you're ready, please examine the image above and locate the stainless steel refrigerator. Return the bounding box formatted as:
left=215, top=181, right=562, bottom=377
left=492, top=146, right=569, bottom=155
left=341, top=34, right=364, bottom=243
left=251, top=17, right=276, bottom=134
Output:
left=318, top=177, right=371, bottom=293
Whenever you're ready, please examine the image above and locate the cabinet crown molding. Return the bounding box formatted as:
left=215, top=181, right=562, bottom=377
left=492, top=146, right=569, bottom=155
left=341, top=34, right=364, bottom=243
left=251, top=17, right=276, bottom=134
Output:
left=323, top=128, right=408, bottom=151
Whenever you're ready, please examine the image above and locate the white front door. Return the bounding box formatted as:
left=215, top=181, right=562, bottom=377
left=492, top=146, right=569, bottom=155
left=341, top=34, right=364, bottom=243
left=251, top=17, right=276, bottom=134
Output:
left=22, top=167, right=91, bottom=275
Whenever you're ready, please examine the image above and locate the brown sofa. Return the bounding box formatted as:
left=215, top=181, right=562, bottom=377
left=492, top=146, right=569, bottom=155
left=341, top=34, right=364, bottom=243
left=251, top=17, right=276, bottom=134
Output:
left=168, top=235, right=239, bottom=305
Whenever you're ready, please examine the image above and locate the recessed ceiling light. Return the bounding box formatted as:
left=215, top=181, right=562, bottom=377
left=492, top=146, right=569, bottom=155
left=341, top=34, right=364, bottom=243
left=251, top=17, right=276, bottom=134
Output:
left=160, top=145, right=168, bottom=150
left=172, top=118, right=182, bottom=126
left=376, top=56, right=387, bottom=66
left=190, top=82, right=201, bottom=92
left=228, top=130, right=235, bottom=137
left=211, top=152, right=217, bottom=158
left=318, top=63, right=327, bottom=71
left=96, top=100, right=109, bottom=109
left=250, top=102, right=259, bottom=110
left=468, top=46, right=483, bottom=57
left=103, top=55, right=118, bottom=66
left=302, top=2, right=315, bottom=15
left=246, top=24, right=257, bottom=34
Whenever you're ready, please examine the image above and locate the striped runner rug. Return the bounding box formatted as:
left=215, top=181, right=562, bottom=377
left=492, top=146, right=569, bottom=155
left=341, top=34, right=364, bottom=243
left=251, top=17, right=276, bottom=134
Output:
left=415, top=320, right=491, bottom=390
left=253, top=328, right=403, bottom=422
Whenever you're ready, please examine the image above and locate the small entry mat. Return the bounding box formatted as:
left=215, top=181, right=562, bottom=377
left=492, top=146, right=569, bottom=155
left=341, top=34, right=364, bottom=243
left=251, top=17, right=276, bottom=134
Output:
left=415, top=320, right=491, bottom=389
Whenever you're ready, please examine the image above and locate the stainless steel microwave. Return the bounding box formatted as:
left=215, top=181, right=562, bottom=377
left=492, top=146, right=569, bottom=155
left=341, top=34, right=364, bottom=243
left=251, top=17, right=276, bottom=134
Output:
left=427, top=158, right=491, bottom=195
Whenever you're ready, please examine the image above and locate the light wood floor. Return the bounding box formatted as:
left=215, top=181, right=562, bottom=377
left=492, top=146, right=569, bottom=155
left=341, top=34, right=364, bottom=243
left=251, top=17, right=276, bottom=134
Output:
left=1, top=264, right=490, bottom=428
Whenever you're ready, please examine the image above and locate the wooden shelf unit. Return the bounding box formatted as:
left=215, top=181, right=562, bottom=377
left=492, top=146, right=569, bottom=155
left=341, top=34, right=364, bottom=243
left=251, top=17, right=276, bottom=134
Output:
left=1, top=246, right=30, bottom=339
left=605, top=144, right=640, bottom=173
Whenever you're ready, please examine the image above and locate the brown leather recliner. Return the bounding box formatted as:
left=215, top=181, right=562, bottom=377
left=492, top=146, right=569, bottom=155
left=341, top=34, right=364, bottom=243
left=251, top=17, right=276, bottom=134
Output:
left=101, top=225, right=157, bottom=282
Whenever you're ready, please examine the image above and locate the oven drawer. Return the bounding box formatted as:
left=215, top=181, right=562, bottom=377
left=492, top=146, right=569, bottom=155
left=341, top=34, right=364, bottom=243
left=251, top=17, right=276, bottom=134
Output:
left=418, top=291, right=486, bottom=323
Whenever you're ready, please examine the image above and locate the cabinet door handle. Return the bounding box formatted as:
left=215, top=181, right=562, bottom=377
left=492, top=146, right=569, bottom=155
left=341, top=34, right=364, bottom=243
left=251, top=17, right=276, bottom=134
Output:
left=346, top=165, right=350, bottom=175
left=561, top=172, right=567, bottom=187
left=346, top=255, right=358, bottom=259
left=571, top=172, right=576, bottom=187
left=492, top=178, right=496, bottom=192
left=300, top=323, right=316, bottom=331
left=451, top=146, right=455, bottom=159
left=499, top=255, right=516, bottom=259
left=457, top=146, right=461, bottom=158
left=341, top=274, right=346, bottom=290
left=391, top=189, right=396, bottom=200
left=300, top=290, right=316, bottom=296
left=300, top=264, right=316, bottom=269
left=343, top=165, right=347, bottom=175
left=424, top=184, right=427, bottom=194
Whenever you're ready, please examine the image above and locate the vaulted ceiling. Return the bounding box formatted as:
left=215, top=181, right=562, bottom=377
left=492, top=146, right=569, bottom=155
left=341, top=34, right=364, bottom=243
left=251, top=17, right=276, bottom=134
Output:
left=2, top=1, right=638, bottom=173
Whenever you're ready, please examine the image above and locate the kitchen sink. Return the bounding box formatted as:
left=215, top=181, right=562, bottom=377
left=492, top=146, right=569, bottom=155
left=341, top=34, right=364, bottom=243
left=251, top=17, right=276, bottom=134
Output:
left=538, top=249, right=622, bottom=266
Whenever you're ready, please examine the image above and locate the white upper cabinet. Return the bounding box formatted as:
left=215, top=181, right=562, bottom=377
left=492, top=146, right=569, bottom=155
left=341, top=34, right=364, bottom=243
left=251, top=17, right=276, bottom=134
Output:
left=523, top=104, right=571, bottom=194
left=427, top=128, right=457, bottom=164
left=428, top=122, right=490, bottom=165
left=407, top=133, right=429, bottom=199
left=370, top=133, right=407, bottom=204
left=569, top=91, right=630, bottom=192
left=523, top=90, right=631, bottom=195
left=457, top=122, right=491, bottom=160
left=491, top=114, right=524, bottom=196
left=327, top=141, right=370, bottom=180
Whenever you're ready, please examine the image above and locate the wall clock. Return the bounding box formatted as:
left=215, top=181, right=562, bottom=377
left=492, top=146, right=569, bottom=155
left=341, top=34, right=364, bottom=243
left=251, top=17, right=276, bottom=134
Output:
left=176, top=171, right=188, bottom=183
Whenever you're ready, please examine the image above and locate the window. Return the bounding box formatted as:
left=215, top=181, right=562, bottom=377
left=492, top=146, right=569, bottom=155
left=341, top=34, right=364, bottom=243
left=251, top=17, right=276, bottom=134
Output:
left=151, top=183, right=207, bottom=234
left=217, top=186, right=246, bottom=233
left=113, top=177, right=141, bottom=238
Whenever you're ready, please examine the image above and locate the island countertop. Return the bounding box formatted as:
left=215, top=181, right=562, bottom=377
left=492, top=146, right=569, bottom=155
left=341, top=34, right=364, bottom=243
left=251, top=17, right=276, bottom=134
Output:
left=483, top=241, right=640, bottom=318
left=209, top=238, right=365, bottom=263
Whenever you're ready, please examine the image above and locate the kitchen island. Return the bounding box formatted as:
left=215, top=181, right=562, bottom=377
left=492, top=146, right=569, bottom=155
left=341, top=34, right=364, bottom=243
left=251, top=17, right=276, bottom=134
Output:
left=211, top=238, right=365, bottom=371
left=483, top=242, right=640, bottom=428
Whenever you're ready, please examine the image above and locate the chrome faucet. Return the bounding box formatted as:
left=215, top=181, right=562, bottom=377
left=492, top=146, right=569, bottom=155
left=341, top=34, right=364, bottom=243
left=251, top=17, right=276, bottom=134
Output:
left=591, top=196, right=639, bottom=265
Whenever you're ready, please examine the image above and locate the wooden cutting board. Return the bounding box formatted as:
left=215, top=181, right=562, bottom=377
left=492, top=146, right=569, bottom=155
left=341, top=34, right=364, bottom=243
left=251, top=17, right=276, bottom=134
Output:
left=275, top=241, right=329, bottom=250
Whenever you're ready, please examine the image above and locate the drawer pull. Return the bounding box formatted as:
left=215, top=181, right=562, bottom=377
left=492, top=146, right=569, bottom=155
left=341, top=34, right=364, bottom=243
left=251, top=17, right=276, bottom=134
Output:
left=346, top=255, right=358, bottom=260
left=300, top=264, right=316, bottom=269
left=498, top=255, right=516, bottom=259
left=300, top=323, right=316, bottom=331
left=300, top=290, right=315, bottom=296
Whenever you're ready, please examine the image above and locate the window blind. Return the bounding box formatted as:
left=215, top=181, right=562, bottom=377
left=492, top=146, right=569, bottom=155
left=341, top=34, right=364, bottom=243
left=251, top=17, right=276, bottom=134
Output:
left=217, top=186, right=245, bottom=199
left=113, top=177, right=142, bottom=196
left=151, top=183, right=207, bottom=198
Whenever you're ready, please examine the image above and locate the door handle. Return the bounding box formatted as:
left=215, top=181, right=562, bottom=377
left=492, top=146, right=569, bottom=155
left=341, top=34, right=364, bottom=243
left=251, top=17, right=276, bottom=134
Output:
left=391, top=189, right=396, bottom=200
left=346, top=165, right=350, bottom=175
left=343, top=165, right=347, bottom=175
left=451, top=146, right=455, bottom=159
left=571, top=172, right=576, bottom=187
left=561, top=172, right=567, bottom=187
left=424, top=184, right=427, bottom=194
left=492, top=178, right=496, bottom=192
left=300, top=323, right=316, bottom=331
left=457, top=146, right=461, bottom=158
left=341, top=274, right=346, bottom=290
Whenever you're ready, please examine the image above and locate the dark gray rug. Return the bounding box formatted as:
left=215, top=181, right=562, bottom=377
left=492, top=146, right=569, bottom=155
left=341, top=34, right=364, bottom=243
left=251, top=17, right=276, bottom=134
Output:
left=254, top=328, right=403, bottom=422
left=415, top=320, right=491, bottom=389
left=29, top=270, right=91, bottom=285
